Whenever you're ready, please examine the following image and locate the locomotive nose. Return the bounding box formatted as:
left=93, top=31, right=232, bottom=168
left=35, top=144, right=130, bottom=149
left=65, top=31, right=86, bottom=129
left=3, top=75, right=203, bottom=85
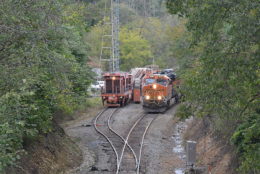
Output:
left=108, top=96, right=116, bottom=102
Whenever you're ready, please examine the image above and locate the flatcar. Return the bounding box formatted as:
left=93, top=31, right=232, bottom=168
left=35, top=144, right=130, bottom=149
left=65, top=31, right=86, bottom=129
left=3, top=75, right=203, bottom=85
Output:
left=141, top=72, right=178, bottom=112
left=101, top=72, right=132, bottom=107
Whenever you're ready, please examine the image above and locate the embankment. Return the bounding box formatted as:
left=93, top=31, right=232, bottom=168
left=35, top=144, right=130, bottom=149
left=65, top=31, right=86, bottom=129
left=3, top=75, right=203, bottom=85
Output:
left=5, top=118, right=83, bottom=174
left=183, top=117, right=238, bottom=174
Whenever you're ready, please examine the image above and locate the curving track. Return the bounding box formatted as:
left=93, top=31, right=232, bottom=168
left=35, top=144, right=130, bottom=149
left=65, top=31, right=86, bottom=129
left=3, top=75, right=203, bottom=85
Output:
left=119, top=113, right=157, bottom=174
left=94, top=107, right=157, bottom=174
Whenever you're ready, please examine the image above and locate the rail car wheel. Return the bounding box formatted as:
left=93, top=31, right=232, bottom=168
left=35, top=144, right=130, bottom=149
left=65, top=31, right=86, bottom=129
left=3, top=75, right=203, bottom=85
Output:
left=120, top=98, right=126, bottom=107
left=120, top=100, right=124, bottom=107
left=175, top=95, right=179, bottom=103
left=166, top=100, right=170, bottom=108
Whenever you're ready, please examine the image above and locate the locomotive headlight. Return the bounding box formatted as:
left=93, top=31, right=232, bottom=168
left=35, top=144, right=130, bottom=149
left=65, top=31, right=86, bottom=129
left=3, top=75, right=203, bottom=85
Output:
left=157, top=95, right=162, bottom=100
left=112, top=76, right=116, bottom=80
left=145, top=95, right=150, bottom=100
left=152, top=84, right=157, bottom=89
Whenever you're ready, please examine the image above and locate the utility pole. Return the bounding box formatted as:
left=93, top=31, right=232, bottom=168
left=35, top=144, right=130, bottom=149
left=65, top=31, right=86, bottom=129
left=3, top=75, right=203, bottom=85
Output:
left=113, top=0, right=120, bottom=72
left=100, top=0, right=120, bottom=72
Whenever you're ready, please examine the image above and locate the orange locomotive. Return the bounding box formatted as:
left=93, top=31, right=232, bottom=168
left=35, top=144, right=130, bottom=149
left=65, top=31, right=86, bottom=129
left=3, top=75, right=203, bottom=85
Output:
left=101, top=72, right=132, bottom=107
left=142, top=71, right=178, bottom=112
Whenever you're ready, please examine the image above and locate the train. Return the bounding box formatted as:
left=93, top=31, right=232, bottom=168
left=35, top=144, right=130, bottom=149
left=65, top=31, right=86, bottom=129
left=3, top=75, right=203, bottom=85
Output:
left=101, top=72, right=132, bottom=107
left=100, top=68, right=180, bottom=112
left=142, top=69, right=179, bottom=112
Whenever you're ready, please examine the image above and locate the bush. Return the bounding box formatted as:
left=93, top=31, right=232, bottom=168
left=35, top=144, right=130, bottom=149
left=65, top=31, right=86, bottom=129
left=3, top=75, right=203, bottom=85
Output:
left=231, top=114, right=260, bottom=174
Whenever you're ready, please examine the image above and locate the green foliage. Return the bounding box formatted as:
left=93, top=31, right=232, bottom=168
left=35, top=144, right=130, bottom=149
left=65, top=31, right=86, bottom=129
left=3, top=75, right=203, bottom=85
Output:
left=231, top=114, right=260, bottom=173
left=84, top=21, right=104, bottom=65
left=167, top=0, right=260, bottom=173
left=120, top=27, right=152, bottom=71
left=0, top=91, right=52, bottom=171
left=127, top=17, right=183, bottom=68
left=85, top=1, right=184, bottom=70
left=122, top=0, right=167, bottom=17
left=84, top=0, right=107, bottom=27
left=175, top=103, right=193, bottom=120
left=0, top=0, right=92, bottom=171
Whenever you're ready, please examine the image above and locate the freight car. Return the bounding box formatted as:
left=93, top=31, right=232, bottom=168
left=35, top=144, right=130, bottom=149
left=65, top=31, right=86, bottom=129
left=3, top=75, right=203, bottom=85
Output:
left=131, top=68, right=153, bottom=103
left=142, top=71, right=179, bottom=112
left=101, top=72, right=132, bottom=107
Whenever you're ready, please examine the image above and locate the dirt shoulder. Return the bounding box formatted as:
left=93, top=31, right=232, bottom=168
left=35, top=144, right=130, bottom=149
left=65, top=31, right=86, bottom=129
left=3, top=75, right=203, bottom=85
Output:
left=61, top=98, right=104, bottom=174
left=183, top=117, right=238, bottom=174
left=5, top=121, right=82, bottom=174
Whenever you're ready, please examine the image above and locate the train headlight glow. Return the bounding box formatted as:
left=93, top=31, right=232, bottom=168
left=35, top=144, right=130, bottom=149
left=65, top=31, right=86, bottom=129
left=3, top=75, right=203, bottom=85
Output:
left=157, top=96, right=162, bottom=100
left=152, top=84, right=157, bottom=89
left=145, top=95, right=150, bottom=100
left=112, top=76, right=116, bottom=80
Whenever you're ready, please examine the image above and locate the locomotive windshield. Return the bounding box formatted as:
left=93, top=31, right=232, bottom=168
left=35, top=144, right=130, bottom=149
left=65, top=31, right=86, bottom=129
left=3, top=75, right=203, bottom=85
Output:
left=145, top=78, right=168, bottom=86
left=157, top=79, right=167, bottom=86
left=145, top=79, right=155, bottom=85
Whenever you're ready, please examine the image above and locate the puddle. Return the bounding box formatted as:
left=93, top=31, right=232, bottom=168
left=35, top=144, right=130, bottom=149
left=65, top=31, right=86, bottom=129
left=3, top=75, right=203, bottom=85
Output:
left=172, top=117, right=193, bottom=174
left=175, top=168, right=185, bottom=174
left=172, top=121, right=186, bottom=160
left=89, top=140, right=106, bottom=148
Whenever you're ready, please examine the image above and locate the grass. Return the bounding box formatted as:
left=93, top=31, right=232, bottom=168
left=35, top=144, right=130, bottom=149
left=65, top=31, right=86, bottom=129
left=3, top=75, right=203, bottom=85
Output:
left=86, top=97, right=102, bottom=108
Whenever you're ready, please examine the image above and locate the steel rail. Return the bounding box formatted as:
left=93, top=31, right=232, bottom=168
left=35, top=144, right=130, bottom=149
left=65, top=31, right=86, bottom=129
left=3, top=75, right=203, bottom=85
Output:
left=93, top=108, right=120, bottom=171
left=117, top=113, right=147, bottom=173
left=107, top=111, right=139, bottom=169
left=94, top=109, right=157, bottom=174
left=136, top=116, right=157, bottom=174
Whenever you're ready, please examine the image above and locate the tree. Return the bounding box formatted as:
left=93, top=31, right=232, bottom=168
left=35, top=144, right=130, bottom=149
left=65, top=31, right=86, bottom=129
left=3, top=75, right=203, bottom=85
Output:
left=0, top=0, right=92, bottom=171
left=167, top=0, right=260, bottom=173
left=120, top=27, right=152, bottom=71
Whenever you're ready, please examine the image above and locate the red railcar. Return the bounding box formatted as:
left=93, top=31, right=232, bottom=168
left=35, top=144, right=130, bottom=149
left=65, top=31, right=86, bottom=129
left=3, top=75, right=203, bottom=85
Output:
left=101, top=72, right=132, bottom=107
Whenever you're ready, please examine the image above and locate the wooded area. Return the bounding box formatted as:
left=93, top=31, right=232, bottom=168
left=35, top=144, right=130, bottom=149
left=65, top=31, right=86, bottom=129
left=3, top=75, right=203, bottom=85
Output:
left=0, top=0, right=93, bottom=171
left=166, top=0, right=259, bottom=173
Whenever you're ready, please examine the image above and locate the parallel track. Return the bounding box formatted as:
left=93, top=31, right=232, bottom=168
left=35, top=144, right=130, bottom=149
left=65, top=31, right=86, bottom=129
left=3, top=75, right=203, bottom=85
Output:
left=94, top=108, right=157, bottom=174
left=119, top=114, right=157, bottom=174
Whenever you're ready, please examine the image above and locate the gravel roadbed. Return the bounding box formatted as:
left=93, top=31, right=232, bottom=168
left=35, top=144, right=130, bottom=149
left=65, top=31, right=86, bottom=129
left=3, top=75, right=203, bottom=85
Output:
left=64, top=103, right=187, bottom=174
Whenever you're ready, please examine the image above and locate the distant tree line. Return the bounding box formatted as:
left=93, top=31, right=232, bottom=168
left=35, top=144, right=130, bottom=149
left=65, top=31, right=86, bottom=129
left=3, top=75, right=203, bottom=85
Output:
left=85, top=0, right=186, bottom=71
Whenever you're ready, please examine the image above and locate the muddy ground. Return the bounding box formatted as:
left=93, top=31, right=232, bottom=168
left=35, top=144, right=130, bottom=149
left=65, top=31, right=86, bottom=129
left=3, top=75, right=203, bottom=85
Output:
left=62, top=102, right=192, bottom=174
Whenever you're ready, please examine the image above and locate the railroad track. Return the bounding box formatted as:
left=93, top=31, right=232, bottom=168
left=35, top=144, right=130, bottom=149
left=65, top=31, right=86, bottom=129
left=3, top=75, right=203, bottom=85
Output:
left=94, top=108, right=157, bottom=174
left=118, top=113, right=157, bottom=174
